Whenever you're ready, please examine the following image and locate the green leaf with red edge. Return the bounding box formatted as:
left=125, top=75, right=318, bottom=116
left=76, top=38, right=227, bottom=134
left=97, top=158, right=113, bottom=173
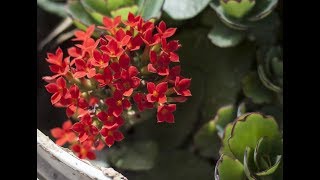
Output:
left=228, top=113, right=281, bottom=163
left=220, top=122, right=234, bottom=157
left=215, top=155, right=246, bottom=180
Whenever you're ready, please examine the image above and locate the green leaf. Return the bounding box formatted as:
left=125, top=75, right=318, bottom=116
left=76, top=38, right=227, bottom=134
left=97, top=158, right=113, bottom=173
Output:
left=213, top=105, right=236, bottom=135
left=210, top=2, right=248, bottom=30
left=228, top=113, right=281, bottom=163
left=220, top=0, right=255, bottom=19
left=215, top=155, right=246, bottom=180
left=67, top=0, right=96, bottom=27
left=107, top=140, right=158, bottom=171
left=133, top=69, right=205, bottom=148
left=248, top=13, right=280, bottom=46
left=243, top=147, right=257, bottom=180
left=220, top=122, right=234, bottom=157
left=37, top=0, right=67, bottom=17
left=194, top=121, right=221, bottom=159
left=247, top=0, right=278, bottom=21
left=256, top=155, right=282, bottom=176
left=106, top=0, right=134, bottom=11
left=132, top=151, right=214, bottom=180
left=110, top=5, right=139, bottom=21
left=176, top=28, right=255, bottom=120
left=254, top=137, right=270, bottom=171
left=163, top=0, right=211, bottom=20
left=208, top=20, right=245, bottom=48
left=80, top=0, right=109, bottom=15
left=242, top=71, right=275, bottom=104
left=137, top=0, right=164, bottom=20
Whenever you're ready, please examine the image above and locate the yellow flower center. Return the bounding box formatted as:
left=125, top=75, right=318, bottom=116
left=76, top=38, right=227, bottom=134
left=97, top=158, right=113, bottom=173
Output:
left=116, top=100, right=122, bottom=106
left=153, top=90, right=158, bottom=97
left=107, top=116, right=114, bottom=122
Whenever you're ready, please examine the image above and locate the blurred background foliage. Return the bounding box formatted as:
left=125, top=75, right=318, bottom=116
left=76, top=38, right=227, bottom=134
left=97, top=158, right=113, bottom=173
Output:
left=37, top=0, right=283, bottom=179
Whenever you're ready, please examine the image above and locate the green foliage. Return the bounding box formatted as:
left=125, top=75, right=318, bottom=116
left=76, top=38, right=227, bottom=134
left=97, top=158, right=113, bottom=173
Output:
left=216, top=113, right=283, bottom=180
left=107, top=140, right=158, bottom=171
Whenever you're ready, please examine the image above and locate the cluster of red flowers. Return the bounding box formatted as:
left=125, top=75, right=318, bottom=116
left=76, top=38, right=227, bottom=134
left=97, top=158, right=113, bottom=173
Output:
left=43, top=13, right=191, bottom=159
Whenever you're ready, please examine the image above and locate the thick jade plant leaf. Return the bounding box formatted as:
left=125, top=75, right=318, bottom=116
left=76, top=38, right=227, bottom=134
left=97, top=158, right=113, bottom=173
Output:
left=228, top=113, right=281, bottom=162
left=130, top=151, right=214, bottom=180
left=176, top=28, right=255, bottom=120
left=242, top=71, right=275, bottom=104
left=37, top=0, right=67, bottom=17
left=210, top=0, right=278, bottom=30
left=106, top=140, right=158, bottom=171
left=208, top=20, right=246, bottom=48
left=163, top=0, right=211, bottom=20
left=215, top=155, right=246, bottom=180
left=133, top=69, right=205, bottom=148
left=137, top=0, right=165, bottom=20
left=193, top=121, right=221, bottom=159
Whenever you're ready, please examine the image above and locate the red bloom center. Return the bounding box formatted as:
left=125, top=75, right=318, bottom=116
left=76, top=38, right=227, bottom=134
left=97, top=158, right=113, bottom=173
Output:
left=80, top=148, right=87, bottom=155
left=123, top=82, right=130, bottom=89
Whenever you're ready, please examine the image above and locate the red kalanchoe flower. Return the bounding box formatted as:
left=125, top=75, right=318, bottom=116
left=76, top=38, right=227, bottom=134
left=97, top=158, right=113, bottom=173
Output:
left=100, top=39, right=124, bottom=58
left=100, top=125, right=124, bottom=147
left=141, top=28, right=160, bottom=46
left=124, top=12, right=141, bottom=27
left=94, top=67, right=113, bottom=87
left=148, top=51, right=170, bottom=76
left=71, top=141, right=96, bottom=160
left=105, top=90, right=131, bottom=117
left=43, top=48, right=70, bottom=81
left=155, top=21, right=177, bottom=40
left=43, top=13, right=191, bottom=149
left=105, top=28, right=131, bottom=47
left=45, top=77, right=68, bottom=105
left=146, top=82, right=168, bottom=104
left=161, top=38, right=181, bottom=62
left=73, top=25, right=95, bottom=42
left=99, top=16, right=121, bottom=34
left=73, top=58, right=96, bottom=79
left=174, top=77, right=192, bottom=96
left=72, top=114, right=99, bottom=142
left=167, top=66, right=181, bottom=84
left=51, top=120, right=76, bottom=146
left=133, top=93, right=154, bottom=111
left=114, top=66, right=141, bottom=96
left=91, top=50, right=110, bottom=69
left=157, top=104, right=176, bottom=123
left=97, top=110, right=124, bottom=127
